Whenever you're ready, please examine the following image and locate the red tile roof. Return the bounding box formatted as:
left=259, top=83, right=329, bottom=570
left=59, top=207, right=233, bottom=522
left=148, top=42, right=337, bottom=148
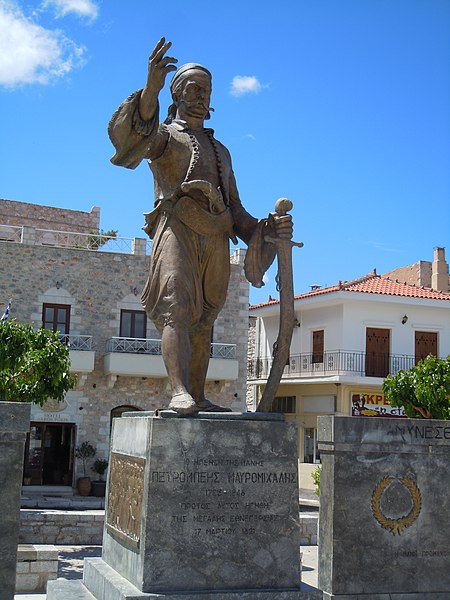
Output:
left=250, top=271, right=450, bottom=310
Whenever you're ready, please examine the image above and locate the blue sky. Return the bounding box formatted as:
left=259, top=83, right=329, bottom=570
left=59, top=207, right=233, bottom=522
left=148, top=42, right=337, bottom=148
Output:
left=1, top=0, right=449, bottom=305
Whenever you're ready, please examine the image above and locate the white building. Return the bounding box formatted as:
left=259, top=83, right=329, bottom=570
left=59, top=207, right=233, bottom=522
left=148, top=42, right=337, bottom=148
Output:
left=248, top=251, right=450, bottom=488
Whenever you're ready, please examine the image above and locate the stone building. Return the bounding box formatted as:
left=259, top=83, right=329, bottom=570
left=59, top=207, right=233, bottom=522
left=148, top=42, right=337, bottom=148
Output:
left=0, top=199, right=249, bottom=490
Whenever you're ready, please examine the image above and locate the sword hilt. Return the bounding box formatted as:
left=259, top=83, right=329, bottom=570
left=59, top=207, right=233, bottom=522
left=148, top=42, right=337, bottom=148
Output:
left=265, top=197, right=304, bottom=248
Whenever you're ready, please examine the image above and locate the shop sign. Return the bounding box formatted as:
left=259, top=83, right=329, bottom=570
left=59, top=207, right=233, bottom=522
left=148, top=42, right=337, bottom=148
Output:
left=36, top=398, right=72, bottom=422
left=351, top=392, right=406, bottom=418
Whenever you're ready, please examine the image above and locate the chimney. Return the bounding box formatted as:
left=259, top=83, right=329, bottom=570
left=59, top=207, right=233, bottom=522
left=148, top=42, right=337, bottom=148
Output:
left=431, top=247, right=449, bottom=293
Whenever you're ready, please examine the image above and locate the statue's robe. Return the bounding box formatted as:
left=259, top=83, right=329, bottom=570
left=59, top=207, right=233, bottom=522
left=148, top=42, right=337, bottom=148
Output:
left=108, top=91, right=275, bottom=330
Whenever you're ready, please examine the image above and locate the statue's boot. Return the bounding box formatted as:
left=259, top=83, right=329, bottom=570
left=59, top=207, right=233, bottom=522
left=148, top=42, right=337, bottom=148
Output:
left=169, top=392, right=198, bottom=416
left=195, top=398, right=232, bottom=412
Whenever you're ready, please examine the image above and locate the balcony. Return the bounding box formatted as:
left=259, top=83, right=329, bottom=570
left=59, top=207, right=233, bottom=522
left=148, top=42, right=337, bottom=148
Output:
left=59, top=334, right=95, bottom=384
left=104, top=337, right=239, bottom=387
left=248, top=350, right=420, bottom=382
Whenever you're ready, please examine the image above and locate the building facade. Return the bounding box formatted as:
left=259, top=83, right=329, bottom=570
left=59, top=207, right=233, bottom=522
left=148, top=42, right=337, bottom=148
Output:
left=0, top=199, right=250, bottom=489
left=248, top=258, right=450, bottom=488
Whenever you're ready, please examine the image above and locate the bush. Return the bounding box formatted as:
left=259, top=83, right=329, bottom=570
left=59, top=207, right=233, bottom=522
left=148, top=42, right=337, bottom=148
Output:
left=382, top=355, right=450, bottom=420
left=92, top=459, right=109, bottom=480
left=311, top=465, right=321, bottom=497
left=0, top=320, right=76, bottom=405
left=75, top=442, right=96, bottom=477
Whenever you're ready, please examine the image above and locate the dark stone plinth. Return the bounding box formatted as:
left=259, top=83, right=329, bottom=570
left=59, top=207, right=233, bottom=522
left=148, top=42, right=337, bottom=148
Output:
left=318, top=416, right=450, bottom=599
left=0, top=401, right=31, bottom=600
left=100, top=411, right=301, bottom=594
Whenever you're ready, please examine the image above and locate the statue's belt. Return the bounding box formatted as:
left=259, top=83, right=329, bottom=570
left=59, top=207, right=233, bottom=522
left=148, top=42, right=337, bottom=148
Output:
left=144, top=195, right=236, bottom=240
left=172, top=195, right=235, bottom=238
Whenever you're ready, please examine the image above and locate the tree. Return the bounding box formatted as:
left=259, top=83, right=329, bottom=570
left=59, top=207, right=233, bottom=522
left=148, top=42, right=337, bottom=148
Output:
left=382, top=355, right=450, bottom=420
left=0, top=320, right=76, bottom=405
left=87, top=229, right=118, bottom=249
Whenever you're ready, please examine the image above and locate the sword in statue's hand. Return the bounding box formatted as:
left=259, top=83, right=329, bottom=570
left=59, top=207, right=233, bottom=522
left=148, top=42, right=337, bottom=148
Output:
left=256, top=198, right=303, bottom=412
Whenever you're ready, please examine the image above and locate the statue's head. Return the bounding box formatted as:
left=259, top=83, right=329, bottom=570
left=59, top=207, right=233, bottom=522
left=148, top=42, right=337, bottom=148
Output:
left=166, top=63, right=213, bottom=124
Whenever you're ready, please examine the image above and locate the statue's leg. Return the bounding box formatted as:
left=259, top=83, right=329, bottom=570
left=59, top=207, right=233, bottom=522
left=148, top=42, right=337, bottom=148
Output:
left=161, top=322, right=197, bottom=415
left=189, top=325, right=231, bottom=412
left=188, top=233, right=232, bottom=412
left=188, top=324, right=212, bottom=402
left=145, top=221, right=201, bottom=415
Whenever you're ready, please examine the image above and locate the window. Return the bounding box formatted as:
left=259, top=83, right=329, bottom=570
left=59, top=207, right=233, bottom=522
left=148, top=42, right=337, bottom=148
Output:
left=415, top=331, right=437, bottom=364
left=120, top=310, right=147, bottom=338
left=270, top=396, right=296, bottom=414
left=303, top=427, right=321, bottom=463
left=42, top=304, right=70, bottom=334
left=312, top=330, right=324, bottom=363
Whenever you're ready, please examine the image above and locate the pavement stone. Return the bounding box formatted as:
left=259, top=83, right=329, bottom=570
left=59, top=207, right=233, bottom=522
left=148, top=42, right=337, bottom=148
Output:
left=14, top=545, right=318, bottom=598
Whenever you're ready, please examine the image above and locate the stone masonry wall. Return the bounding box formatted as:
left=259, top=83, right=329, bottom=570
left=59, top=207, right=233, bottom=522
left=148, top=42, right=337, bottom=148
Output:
left=19, top=511, right=104, bottom=545
left=0, top=199, right=100, bottom=234
left=384, top=260, right=432, bottom=289
left=0, top=235, right=249, bottom=480
left=246, top=315, right=257, bottom=410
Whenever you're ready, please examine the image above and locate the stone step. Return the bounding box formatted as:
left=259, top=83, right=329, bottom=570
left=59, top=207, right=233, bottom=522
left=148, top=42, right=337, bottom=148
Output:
left=80, top=557, right=321, bottom=600
left=47, top=578, right=96, bottom=599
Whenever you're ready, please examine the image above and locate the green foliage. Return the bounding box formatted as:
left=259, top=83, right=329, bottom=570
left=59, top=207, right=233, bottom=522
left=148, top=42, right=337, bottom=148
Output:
left=75, top=442, right=96, bottom=477
left=311, top=465, right=321, bottom=497
left=87, top=229, right=118, bottom=249
left=92, top=458, right=109, bottom=480
left=0, top=320, right=76, bottom=405
left=382, top=355, right=450, bottom=420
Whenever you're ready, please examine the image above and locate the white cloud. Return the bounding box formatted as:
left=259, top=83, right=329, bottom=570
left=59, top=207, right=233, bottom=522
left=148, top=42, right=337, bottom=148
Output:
left=43, top=0, right=99, bottom=20
left=0, top=0, right=86, bottom=87
left=244, top=133, right=256, bottom=141
left=230, top=75, right=262, bottom=97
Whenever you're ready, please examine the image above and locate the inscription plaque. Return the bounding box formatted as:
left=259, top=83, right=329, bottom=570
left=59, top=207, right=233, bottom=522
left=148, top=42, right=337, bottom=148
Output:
left=106, top=452, right=145, bottom=549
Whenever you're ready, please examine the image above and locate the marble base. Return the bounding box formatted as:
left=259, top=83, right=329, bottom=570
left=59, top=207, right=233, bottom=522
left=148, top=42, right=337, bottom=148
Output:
left=0, top=402, right=31, bottom=600
left=103, top=411, right=302, bottom=594
left=47, top=557, right=321, bottom=599
left=318, top=416, right=450, bottom=598
left=323, top=593, right=450, bottom=600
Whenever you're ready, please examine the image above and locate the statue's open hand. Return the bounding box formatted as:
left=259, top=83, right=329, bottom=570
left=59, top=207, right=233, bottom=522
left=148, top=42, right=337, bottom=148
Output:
left=147, top=37, right=178, bottom=92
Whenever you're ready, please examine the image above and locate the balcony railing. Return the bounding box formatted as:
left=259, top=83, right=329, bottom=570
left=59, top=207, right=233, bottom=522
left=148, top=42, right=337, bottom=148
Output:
left=106, top=337, right=162, bottom=355
left=58, top=334, right=93, bottom=351
left=106, top=337, right=236, bottom=359
left=248, top=350, right=419, bottom=380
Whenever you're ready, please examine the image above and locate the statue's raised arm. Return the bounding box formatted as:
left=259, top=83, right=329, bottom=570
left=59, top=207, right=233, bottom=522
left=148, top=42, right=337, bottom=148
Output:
left=139, top=37, right=177, bottom=122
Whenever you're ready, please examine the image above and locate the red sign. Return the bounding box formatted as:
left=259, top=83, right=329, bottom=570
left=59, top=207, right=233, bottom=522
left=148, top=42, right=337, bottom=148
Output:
left=351, top=393, right=406, bottom=418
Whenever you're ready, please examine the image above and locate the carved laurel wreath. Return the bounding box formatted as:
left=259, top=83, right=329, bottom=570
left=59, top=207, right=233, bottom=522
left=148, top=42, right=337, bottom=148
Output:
left=371, top=476, right=422, bottom=536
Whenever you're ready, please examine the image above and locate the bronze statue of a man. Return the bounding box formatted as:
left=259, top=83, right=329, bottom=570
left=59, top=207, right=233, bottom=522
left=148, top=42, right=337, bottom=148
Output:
left=108, top=38, right=292, bottom=415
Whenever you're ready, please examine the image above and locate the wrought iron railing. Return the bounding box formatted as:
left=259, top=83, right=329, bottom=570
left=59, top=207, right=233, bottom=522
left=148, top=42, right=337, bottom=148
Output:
left=106, top=337, right=162, bottom=355
left=106, top=337, right=236, bottom=359
left=211, top=343, right=236, bottom=359
left=58, top=334, right=93, bottom=351
left=248, top=350, right=419, bottom=380
left=34, top=229, right=150, bottom=254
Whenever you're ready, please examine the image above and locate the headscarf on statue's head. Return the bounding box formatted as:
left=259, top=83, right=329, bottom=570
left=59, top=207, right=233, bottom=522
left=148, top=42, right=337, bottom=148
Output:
left=164, top=63, right=213, bottom=125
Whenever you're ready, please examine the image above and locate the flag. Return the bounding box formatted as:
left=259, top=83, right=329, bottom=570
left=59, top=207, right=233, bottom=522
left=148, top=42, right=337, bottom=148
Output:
left=1, top=299, right=11, bottom=322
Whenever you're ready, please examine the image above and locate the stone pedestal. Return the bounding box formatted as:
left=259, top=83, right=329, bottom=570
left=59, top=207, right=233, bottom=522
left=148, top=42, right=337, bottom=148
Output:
left=0, top=401, right=31, bottom=600
left=48, top=411, right=317, bottom=599
left=318, top=416, right=450, bottom=599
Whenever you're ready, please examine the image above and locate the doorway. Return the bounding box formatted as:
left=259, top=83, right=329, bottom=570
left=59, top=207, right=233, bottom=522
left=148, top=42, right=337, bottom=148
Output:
left=23, top=422, right=75, bottom=486
left=365, top=328, right=390, bottom=377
